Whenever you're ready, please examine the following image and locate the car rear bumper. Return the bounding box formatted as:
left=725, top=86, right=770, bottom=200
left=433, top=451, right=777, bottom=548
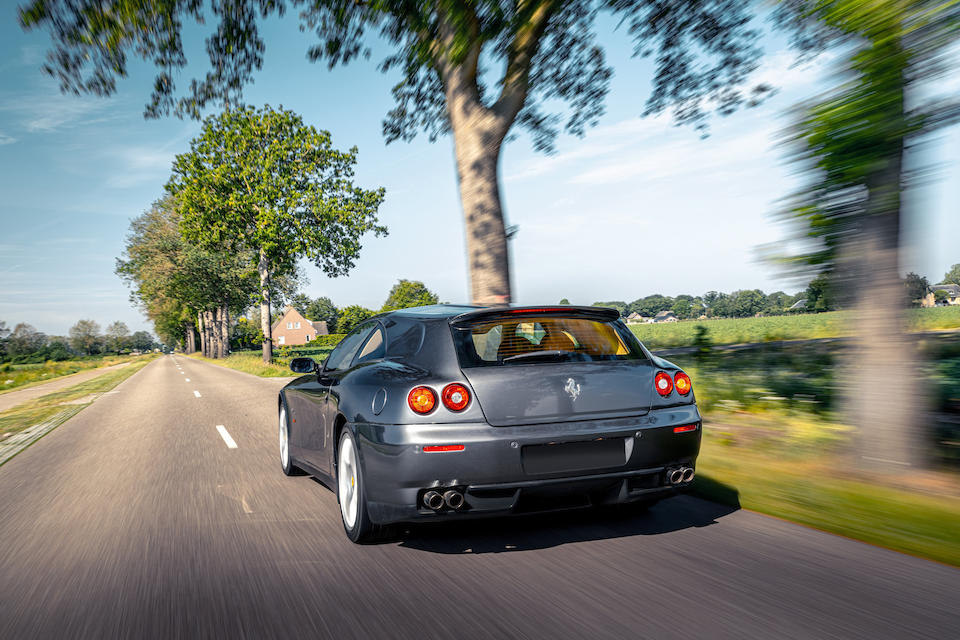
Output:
left=354, top=404, right=702, bottom=525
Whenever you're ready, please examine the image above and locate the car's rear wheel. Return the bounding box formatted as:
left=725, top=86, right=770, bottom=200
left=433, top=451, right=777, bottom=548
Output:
left=279, top=405, right=299, bottom=476
left=337, top=429, right=374, bottom=543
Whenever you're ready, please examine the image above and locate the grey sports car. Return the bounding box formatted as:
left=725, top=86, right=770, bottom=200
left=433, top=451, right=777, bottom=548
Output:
left=278, top=305, right=701, bottom=542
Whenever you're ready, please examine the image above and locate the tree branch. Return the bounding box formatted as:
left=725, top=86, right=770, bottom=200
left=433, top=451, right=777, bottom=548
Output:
left=493, top=0, right=559, bottom=127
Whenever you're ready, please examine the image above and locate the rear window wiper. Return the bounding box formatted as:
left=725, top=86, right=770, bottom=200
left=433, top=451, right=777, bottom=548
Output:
left=501, top=350, right=569, bottom=363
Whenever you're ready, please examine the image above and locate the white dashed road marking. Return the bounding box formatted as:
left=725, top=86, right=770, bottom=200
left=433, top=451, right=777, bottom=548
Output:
left=193, top=390, right=202, bottom=398
left=185, top=378, right=190, bottom=382
left=216, top=425, right=238, bottom=449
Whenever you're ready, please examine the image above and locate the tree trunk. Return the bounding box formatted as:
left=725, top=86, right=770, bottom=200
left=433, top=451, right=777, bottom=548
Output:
left=848, top=50, right=925, bottom=471
left=184, top=322, right=195, bottom=354
left=222, top=304, right=230, bottom=358
left=258, top=248, right=273, bottom=363
left=197, top=312, right=206, bottom=357
left=451, top=121, right=513, bottom=305
left=213, top=307, right=222, bottom=359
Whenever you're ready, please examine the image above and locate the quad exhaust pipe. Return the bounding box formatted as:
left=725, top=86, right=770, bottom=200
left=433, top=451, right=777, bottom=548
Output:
left=422, top=490, right=444, bottom=510
left=667, top=466, right=695, bottom=485
left=422, top=488, right=466, bottom=511
left=443, top=490, right=465, bottom=510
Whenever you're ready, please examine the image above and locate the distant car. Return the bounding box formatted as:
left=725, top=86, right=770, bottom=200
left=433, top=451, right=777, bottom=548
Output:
left=278, top=305, right=701, bottom=542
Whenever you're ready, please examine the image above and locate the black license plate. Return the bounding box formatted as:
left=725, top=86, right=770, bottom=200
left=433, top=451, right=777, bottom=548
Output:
left=522, top=438, right=627, bottom=475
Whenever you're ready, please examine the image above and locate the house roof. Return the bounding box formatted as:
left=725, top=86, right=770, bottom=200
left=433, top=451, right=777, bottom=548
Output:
left=271, top=306, right=307, bottom=332
left=931, top=284, right=960, bottom=296
left=311, top=320, right=328, bottom=334
left=789, top=298, right=807, bottom=310
left=654, top=310, right=676, bottom=319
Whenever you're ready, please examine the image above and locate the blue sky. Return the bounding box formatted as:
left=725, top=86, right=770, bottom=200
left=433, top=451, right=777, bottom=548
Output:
left=1, top=9, right=958, bottom=336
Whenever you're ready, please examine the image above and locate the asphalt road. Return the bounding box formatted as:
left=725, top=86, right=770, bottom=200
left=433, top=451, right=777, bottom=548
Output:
left=0, top=355, right=956, bottom=639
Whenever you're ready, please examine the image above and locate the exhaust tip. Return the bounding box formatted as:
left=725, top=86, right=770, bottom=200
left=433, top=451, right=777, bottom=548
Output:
left=668, top=469, right=683, bottom=485
left=443, top=490, right=465, bottom=510
left=423, top=490, right=444, bottom=510
left=682, top=468, right=695, bottom=483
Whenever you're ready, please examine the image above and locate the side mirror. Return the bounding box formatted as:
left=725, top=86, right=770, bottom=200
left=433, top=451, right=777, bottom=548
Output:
left=290, top=357, right=318, bottom=374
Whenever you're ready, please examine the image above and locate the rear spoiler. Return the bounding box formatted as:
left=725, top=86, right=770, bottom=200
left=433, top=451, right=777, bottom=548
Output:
left=449, top=305, right=621, bottom=326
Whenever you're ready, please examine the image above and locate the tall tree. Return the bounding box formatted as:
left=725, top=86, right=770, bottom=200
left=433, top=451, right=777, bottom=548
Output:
left=337, top=305, right=376, bottom=334
left=939, top=264, right=960, bottom=285
left=776, top=0, right=960, bottom=469
left=288, top=293, right=313, bottom=317
left=69, top=319, right=101, bottom=355
left=105, top=321, right=130, bottom=353
left=21, top=0, right=767, bottom=305
left=168, top=105, right=385, bottom=362
left=7, top=323, right=47, bottom=357
left=117, top=197, right=260, bottom=357
left=304, top=296, right=339, bottom=332
left=903, top=272, right=929, bottom=306
left=381, top=280, right=440, bottom=312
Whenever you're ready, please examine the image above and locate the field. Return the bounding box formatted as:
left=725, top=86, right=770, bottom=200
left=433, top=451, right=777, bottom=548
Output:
left=628, top=306, right=960, bottom=349
left=0, top=354, right=150, bottom=394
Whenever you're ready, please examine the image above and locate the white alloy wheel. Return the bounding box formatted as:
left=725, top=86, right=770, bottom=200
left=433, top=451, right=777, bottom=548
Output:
left=338, top=435, right=359, bottom=529
left=279, top=405, right=295, bottom=475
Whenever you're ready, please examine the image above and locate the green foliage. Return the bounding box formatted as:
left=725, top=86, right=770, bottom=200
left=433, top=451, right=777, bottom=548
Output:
left=629, top=295, right=675, bottom=318
left=169, top=105, right=386, bottom=279
left=310, top=334, right=344, bottom=348
left=6, top=323, right=47, bottom=357
left=21, top=1, right=767, bottom=142
left=68, top=319, right=101, bottom=355
left=337, top=305, right=375, bottom=334
left=940, top=264, right=960, bottom=286
left=935, top=289, right=949, bottom=304
left=904, top=272, right=929, bottom=306
left=591, top=301, right=628, bottom=317
left=116, top=197, right=257, bottom=347
left=628, top=307, right=960, bottom=350
left=558, top=298, right=571, bottom=305
left=304, top=296, right=339, bottom=332
left=381, top=280, right=439, bottom=312
left=803, top=274, right=836, bottom=312
left=287, top=293, right=312, bottom=317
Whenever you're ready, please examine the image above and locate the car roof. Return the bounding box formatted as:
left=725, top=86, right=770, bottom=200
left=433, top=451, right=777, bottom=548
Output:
left=383, top=304, right=488, bottom=319
left=379, top=304, right=620, bottom=323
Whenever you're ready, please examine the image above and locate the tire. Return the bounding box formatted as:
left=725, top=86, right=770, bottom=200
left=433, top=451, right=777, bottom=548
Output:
left=337, top=429, right=375, bottom=543
left=279, top=403, right=300, bottom=476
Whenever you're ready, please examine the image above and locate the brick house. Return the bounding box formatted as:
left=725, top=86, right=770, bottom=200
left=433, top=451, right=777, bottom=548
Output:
left=271, top=306, right=329, bottom=346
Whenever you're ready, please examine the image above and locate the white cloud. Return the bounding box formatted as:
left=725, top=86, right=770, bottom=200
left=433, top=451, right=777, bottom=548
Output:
left=0, top=132, right=15, bottom=145
left=0, top=85, right=116, bottom=134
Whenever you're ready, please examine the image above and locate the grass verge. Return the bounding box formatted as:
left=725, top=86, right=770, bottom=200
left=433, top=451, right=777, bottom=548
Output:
left=185, top=351, right=302, bottom=377
left=0, top=354, right=147, bottom=395
left=693, top=442, right=960, bottom=566
left=0, top=355, right=158, bottom=461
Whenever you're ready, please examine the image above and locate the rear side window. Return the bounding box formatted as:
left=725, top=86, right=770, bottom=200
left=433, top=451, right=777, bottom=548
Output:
left=325, top=324, right=374, bottom=371
left=354, top=326, right=385, bottom=364
left=452, top=315, right=644, bottom=367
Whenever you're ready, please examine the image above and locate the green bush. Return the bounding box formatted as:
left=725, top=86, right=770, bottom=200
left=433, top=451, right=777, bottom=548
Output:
left=312, top=334, right=344, bottom=347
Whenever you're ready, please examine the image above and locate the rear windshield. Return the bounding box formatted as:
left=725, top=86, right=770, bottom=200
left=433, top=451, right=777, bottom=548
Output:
left=451, top=315, right=646, bottom=367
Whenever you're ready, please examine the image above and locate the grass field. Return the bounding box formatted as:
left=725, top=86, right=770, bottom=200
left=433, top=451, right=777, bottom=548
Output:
left=0, top=354, right=148, bottom=395
left=0, top=355, right=158, bottom=438
left=629, top=306, right=960, bottom=349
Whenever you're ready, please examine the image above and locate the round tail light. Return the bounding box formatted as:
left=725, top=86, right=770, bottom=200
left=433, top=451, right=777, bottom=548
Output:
left=654, top=371, right=673, bottom=396
left=407, top=386, right=437, bottom=414
left=674, top=372, right=692, bottom=395
left=441, top=383, right=471, bottom=411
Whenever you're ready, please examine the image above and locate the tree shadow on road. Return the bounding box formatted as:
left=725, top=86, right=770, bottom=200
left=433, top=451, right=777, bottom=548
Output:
left=395, top=480, right=740, bottom=555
